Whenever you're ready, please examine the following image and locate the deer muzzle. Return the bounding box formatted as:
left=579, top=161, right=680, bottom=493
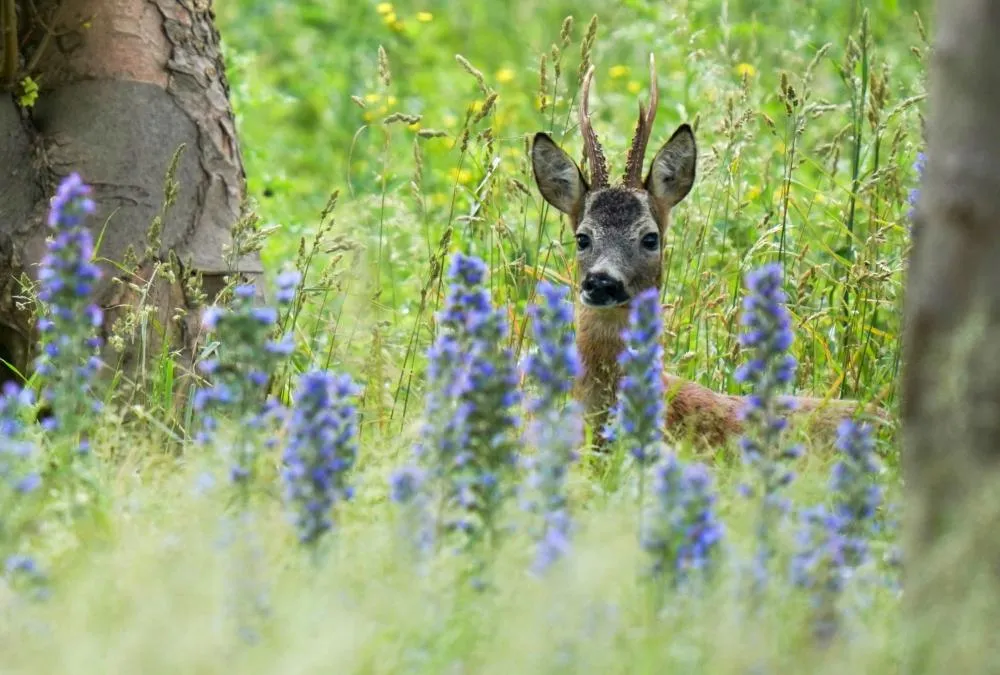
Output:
left=581, top=271, right=630, bottom=308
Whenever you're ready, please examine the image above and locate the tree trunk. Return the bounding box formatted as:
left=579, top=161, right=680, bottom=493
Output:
left=903, top=0, right=1000, bottom=668
left=0, top=0, right=261, bottom=391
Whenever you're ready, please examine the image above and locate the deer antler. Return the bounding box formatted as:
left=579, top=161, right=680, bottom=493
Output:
left=623, top=53, right=659, bottom=188
left=579, top=64, right=609, bottom=188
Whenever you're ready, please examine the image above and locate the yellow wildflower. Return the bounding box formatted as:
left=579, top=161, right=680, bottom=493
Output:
left=416, top=11, right=433, bottom=22
left=735, top=63, right=757, bottom=78
left=387, top=95, right=398, bottom=106
left=496, top=68, right=515, bottom=84
left=626, top=80, right=641, bottom=94
left=448, top=167, right=473, bottom=184
left=609, top=65, right=629, bottom=79
left=382, top=11, right=397, bottom=25
left=745, top=186, right=761, bottom=201
left=364, top=93, right=381, bottom=104
left=376, top=2, right=393, bottom=14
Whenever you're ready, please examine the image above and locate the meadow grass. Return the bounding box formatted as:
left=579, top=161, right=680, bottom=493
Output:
left=0, top=0, right=928, bottom=671
left=219, top=0, right=925, bottom=423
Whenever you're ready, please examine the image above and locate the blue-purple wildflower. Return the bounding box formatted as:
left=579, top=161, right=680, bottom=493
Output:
left=195, top=275, right=299, bottom=645
left=390, top=466, right=426, bottom=504
left=521, top=281, right=583, bottom=574
left=442, top=255, right=521, bottom=551
left=389, top=327, right=461, bottom=558
left=640, top=454, right=724, bottom=590
left=0, top=383, right=46, bottom=598
left=274, top=269, right=302, bottom=304
left=789, top=505, right=853, bottom=642
left=0, top=382, right=40, bottom=494
left=392, top=253, right=521, bottom=568
left=523, top=281, right=580, bottom=406
left=281, top=370, right=360, bottom=548
left=194, top=272, right=298, bottom=491
left=388, top=464, right=433, bottom=560
left=734, top=263, right=801, bottom=594
left=34, top=173, right=103, bottom=451
left=604, top=287, right=666, bottom=466
left=790, top=420, right=883, bottom=641
left=829, top=419, right=882, bottom=557
left=4, top=554, right=47, bottom=600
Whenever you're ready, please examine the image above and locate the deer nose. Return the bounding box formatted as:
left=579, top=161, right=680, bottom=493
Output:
left=581, top=272, right=628, bottom=307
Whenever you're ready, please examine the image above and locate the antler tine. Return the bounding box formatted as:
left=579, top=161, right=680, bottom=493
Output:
left=579, top=64, right=609, bottom=188
left=623, top=53, right=659, bottom=187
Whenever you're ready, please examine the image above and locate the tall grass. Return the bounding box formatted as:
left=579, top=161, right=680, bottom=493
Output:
left=218, top=1, right=922, bottom=432
left=0, top=0, right=926, bottom=671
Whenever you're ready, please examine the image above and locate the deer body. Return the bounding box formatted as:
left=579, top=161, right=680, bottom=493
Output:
left=531, top=56, right=875, bottom=450
left=574, top=298, right=858, bottom=449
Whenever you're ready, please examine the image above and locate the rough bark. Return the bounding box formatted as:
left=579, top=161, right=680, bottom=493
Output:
left=902, top=0, right=1000, bottom=668
left=0, top=0, right=261, bottom=389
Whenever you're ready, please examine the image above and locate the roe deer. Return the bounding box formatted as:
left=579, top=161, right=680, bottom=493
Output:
left=530, top=55, right=882, bottom=450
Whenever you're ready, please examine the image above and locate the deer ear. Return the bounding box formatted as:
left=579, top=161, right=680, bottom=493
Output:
left=531, top=132, right=588, bottom=217
left=644, top=124, right=696, bottom=210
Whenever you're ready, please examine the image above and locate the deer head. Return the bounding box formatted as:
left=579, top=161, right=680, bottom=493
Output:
left=530, top=54, right=696, bottom=310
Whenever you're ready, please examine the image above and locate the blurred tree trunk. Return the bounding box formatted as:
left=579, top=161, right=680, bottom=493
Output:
left=0, top=0, right=261, bottom=391
left=903, top=0, right=1000, bottom=668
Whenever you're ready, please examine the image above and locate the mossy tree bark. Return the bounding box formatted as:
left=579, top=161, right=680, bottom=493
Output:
left=903, top=0, right=1000, bottom=668
left=0, top=0, right=261, bottom=391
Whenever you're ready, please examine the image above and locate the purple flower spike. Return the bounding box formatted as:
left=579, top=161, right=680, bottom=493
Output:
left=34, top=172, right=105, bottom=446
left=604, top=287, right=666, bottom=466
left=281, top=370, right=360, bottom=547
left=734, top=262, right=801, bottom=597
left=521, top=281, right=584, bottom=574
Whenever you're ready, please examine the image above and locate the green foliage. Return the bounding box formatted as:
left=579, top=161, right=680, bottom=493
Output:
left=220, top=0, right=925, bottom=418
left=17, top=76, right=39, bottom=109
left=3, top=0, right=928, bottom=669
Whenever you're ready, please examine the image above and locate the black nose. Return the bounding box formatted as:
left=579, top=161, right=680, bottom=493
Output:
left=581, top=272, right=628, bottom=306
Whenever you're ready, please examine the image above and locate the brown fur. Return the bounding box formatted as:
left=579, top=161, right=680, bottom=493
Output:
left=573, top=300, right=874, bottom=450
left=532, top=56, right=886, bottom=452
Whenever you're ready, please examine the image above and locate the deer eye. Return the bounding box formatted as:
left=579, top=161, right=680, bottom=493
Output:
left=641, top=232, right=659, bottom=251
left=575, top=233, right=591, bottom=251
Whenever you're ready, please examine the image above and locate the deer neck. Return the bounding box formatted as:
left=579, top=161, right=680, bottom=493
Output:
left=574, top=303, right=630, bottom=424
